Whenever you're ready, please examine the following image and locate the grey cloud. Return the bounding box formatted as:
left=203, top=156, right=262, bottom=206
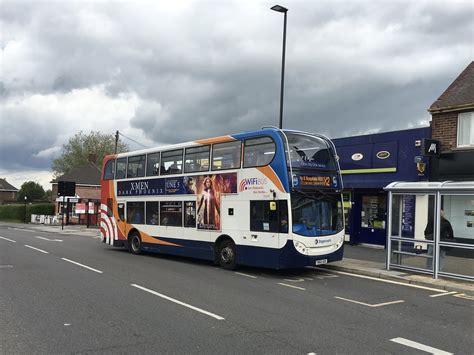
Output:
left=0, top=0, right=472, bottom=176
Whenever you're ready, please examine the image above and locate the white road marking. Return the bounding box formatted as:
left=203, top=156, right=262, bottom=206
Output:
left=453, top=293, right=474, bottom=301
left=335, top=296, right=404, bottom=308
left=314, top=268, right=447, bottom=293
left=131, top=284, right=225, bottom=320
left=64, top=323, right=71, bottom=326
left=0, top=265, right=14, bottom=268
left=24, top=245, right=49, bottom=254
left=283, top=278, right=305, bottom=282
left=429, top=291, right=457, bottom=298
left=35, top=236, right=63, bottom=242
left=278, top=283, right=306, bottom=291
left=235, top=272, right=257, bottom=279
left=0, top=236, right=16, bottom=243
left=390, top=337, right=453, bottom=354
left=61, top=258, right=103, bottom=274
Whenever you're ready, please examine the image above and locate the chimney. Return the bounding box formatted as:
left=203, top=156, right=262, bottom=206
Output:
left=88, top=153, right=97, bottom=163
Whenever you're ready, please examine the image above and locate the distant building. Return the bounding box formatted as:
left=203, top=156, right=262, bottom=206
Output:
left=51, top=158, right=101, bottom=225
left=429, top=61, right=474, bottom=181
left=0, top=178, right=19, bottom=204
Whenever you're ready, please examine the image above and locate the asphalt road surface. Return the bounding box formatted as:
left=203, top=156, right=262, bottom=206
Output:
left=1, top=224, right=473, bottom=354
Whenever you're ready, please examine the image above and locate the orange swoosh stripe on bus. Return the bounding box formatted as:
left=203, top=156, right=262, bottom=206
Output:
left=194, top=135, right=236, bottom=145
left=139, top=229, right=182, bottom=247
left=257, top=165, right=286, bottom=192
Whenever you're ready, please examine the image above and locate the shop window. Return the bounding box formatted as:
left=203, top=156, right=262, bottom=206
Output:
left=212, top=141, right=241, bottom=170
left=146, top=152, right=160, bottom=176
left=127, top=202, right=144, bottom=224
left=127, top=155, right=146, bottom=178
left=161, top=149, right=183, bottom=175
left=244, top=137, right=275, bottom=167
left=457, top=112, right=474, bottom=147
left=146, top=201, right=159, bottom=225
left=103, top=160, right=115, bottom=180
left=361, top=195, right=386, bottom=229
left=160, top=201, right=182, bottom=227
left=250, top=200, right=285, bottom=233
left=185, top=146, right=210, bottom=173
left=115, top=157, right=127, bottom=179
left=184, top=201, right=197, bottom=228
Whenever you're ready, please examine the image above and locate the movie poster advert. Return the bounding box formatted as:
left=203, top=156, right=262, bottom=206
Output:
left=196, top=173, right=237, bottom=230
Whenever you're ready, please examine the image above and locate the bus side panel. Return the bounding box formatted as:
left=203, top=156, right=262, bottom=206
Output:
left=140, top=237, right=214, bottom=261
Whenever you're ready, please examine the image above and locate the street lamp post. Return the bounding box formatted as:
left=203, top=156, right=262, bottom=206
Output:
left=24, top=196, right=27, bottom=224
left=271, top=4, right=288, bottom=129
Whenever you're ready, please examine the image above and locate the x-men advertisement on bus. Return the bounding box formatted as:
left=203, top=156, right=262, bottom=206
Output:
left=195, top=174, right=237, bottom=230
left=116, top=173, right=237, bottom=231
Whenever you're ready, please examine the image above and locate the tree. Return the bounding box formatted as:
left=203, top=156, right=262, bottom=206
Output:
left=52, top=131, right=128, bottom=176
left=18, top=181, right=46, bottom=202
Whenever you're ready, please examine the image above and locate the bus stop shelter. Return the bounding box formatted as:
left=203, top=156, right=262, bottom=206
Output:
left=384, top=181, right=474, bottom=281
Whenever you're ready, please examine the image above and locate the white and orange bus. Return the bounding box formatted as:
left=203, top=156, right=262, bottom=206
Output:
left=100, top=127, right=344, bottom=269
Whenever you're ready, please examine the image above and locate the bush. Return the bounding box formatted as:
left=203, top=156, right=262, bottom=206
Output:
left=0, top=203, right=55, bottom=222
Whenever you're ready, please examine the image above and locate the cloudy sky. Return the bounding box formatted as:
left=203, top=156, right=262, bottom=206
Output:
left=1, top=0, right=473, bottom=190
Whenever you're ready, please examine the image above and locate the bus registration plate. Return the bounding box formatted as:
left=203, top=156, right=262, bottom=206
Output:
left=315, top=259, right=328, bottom=265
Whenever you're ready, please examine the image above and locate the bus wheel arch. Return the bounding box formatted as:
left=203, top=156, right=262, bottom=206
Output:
left=215, top=235, right=237, bottom=270
left=128, top=229, right=142, bottom=255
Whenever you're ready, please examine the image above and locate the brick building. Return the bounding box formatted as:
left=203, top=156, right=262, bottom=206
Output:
left=429, top=61, right=474, bottom=180
left=51, top=161, right=101, bottom=225
left=0, top=178, right=19, bottom=204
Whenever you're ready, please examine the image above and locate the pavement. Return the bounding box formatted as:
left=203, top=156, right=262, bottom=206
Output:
left=6, top=222, right=474, bottom=295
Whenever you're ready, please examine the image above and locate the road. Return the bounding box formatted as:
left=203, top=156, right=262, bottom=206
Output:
left=1, top=224, right=473, bottom=354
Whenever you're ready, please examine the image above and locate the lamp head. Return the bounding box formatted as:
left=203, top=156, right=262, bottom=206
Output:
left=271, top=5, right=288, bottom=13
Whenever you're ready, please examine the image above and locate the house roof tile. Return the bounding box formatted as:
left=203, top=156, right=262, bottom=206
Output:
left=51, top=162, right=101, bottom=186
left=429, top=61, right=474, bottom=112
left=0, top=178, right=19, bottom=192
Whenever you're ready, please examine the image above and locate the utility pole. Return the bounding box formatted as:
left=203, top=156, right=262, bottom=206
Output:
left=114, top=130, right=119, bottom=154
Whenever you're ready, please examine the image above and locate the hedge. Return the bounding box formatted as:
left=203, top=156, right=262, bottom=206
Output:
left=0, top=203, right=55, bottom=222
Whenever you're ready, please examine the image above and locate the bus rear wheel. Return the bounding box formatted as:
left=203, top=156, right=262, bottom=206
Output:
left=128, top=232, right=142, bottom=255
left=217, top=240, right=237, bottom=270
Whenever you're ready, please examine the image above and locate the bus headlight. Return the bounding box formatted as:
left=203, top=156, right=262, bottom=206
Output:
left=294, top=240, right=308, bottom=255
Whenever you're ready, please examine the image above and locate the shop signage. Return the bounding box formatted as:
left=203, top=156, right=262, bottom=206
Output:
left=376, top=151, right=390, bottom=159
left=351, top=153, right=364, bottom=161
left=76, top=203, right=86, bottom=214
left=421, top=139, right=440, bottom=157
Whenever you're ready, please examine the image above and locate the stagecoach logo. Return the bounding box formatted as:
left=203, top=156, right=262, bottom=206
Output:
left=351, top=153, right=364, bottom=161
left=239, top=177, right=268, bottom=192
left=315, top=238, right=331, bottom=245
left=376, top=151, right=390, bottom=160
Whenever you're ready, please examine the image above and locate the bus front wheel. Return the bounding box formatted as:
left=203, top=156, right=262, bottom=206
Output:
left=217, top=240, right=237, bottom=270
left=128, top=232, right=142, bottom=255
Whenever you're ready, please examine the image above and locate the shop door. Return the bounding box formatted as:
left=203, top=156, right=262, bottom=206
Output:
left=353, top=193, right=387, bottom=246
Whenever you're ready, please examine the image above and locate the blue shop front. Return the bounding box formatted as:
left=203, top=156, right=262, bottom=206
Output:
left=332, top=127, right=431, bottom=246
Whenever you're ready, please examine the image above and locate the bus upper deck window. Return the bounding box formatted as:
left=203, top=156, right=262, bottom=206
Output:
left=161, top=149, right=183, bottom=175
left=103, top=160, right=115, bottom=180
left=146, top=152, right=160, bottom=176
left=115, top=157, right=127, bottom=179
left=127, top=155, right=146, bottom=178
left=212, top=141, right=241, bottom=170
left=185, top=146, right=210, bottom=173
left=244, top=137, right=275, bottom=168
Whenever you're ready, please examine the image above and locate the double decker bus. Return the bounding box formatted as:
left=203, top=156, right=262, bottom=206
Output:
left=100, top=127, right=344, bottom=269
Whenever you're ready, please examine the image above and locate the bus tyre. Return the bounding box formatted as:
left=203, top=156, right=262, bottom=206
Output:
left=217, top=240, right=237, bottom=270
left=128, top=232, right=142, bottom=255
